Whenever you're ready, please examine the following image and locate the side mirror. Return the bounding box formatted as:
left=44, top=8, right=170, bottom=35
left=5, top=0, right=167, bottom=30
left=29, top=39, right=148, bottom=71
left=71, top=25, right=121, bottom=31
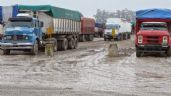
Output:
left=40, top=22, right=44, bottom=27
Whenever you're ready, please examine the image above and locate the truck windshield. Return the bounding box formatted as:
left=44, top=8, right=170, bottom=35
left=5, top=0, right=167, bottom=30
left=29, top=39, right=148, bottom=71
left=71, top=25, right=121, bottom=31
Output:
left=106, top=24, right=119, bottom=29
left=141, top=23, right=167, bottom=31
left=5, top=21, right=33, bottom=28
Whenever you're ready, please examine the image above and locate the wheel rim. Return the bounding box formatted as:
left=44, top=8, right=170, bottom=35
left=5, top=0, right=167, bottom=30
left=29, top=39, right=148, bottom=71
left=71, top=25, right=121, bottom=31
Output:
left=54, top=41, right=57, bottom=51
left=64, top=39, right=68, bottom=50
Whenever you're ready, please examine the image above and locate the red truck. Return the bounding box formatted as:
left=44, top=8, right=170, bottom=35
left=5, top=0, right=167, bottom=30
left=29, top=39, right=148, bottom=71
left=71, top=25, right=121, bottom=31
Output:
left=136, top=9, right=171, bottom=57
left=79, top=17, right=95, bottom=42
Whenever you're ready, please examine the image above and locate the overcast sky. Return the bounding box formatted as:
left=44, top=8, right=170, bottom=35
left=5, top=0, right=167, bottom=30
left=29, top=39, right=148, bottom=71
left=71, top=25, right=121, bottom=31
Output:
left=1, top=0, right=171, bottom=17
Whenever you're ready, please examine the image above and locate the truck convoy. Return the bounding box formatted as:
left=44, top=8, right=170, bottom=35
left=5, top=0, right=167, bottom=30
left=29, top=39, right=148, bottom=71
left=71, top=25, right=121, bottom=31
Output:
left=135, top=9, right=171, bottom=57
left=104, top=18, right=131, bottom=41
left=79, top=17, right=95, bottom=42
left=0, top=5, right=83, bottom=55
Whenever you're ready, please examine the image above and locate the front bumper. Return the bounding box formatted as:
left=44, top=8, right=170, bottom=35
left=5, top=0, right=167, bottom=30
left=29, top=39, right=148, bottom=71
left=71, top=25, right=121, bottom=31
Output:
left=136, top=44, right=169, bottom=53
left=104, top=34, right=119, bottom=39
left=0, top=42, right=33, bottom=50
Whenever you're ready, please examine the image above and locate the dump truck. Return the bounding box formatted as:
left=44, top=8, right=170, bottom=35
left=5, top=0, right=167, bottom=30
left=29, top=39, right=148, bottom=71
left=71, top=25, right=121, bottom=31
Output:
left=94, top=23, right=105, bottom=37
left=0, top=5, right=82, bottom=55
left=104, top=18, right=131, bottom=41
left=79, top=17, right=95, bottom=42
left=135, top=9, right=171, bottom=57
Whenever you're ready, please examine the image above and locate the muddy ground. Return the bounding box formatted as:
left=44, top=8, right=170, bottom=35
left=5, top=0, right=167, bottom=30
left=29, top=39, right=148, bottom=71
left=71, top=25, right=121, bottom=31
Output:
left=0, top=36, right=171, bottom=96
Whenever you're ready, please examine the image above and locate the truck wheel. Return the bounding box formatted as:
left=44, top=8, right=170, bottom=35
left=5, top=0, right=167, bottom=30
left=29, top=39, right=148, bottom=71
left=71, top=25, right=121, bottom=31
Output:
left=57, top=40, right=61, bottom=50
left=53, top=39, right=57, bottom=52
left=128, top=34, right=131, bottom=39
left=125, top=33, right=128, bottom=40
left=136, top=48, right=141, bottom=57
left=68, top=38, right=74, bottom=49
left=61, top=38, right=68, bottom=51
left=104, top=37, right=107, bottom=41
left=74, top=38, right=78, bottom=49
left=120, top=34, right=123, bottom=41
left=90, top=35, right=94, bottom=41
left=3, top=49, right=10, bottom=55
left=31, top=41, right=39, bottom=55
left=80, top=35, right=86, bottom=42
left=167, top=48, right=171, bottom=56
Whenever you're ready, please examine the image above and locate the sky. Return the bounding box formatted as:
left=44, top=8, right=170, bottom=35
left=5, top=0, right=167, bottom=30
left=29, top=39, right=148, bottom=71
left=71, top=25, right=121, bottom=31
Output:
left=1, top=0, right=171, bottom=17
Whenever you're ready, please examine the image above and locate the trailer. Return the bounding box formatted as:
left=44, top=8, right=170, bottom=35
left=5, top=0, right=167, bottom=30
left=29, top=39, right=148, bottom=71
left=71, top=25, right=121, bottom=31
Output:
left=104, top=18, right=131, bottom=41
left=0, top=5, right=82, bottom=55
left=79, top=17, right=95, bottom=42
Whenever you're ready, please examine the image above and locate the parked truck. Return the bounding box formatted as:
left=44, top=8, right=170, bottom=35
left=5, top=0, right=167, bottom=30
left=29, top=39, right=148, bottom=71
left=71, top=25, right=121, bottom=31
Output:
left=0, top=5, right=82, bottom=55
left=104, top=18, right=131, bottom=41
left=79, top=17, right=95, bottom=42
left=135, top=9, right=171, bottom=57
left=94, top=23, right=105, bottom=37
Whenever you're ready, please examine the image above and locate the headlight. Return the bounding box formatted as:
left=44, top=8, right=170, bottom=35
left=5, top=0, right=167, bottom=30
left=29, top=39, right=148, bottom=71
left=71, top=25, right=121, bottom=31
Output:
left=138, top=35, right=143, bottom=44
left=162, top=36, right=168, bottom=45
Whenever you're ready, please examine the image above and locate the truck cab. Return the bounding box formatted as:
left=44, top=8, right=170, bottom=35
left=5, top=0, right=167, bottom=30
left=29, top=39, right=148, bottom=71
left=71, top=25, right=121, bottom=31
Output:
left=135, top=9, right=171, bottom=57
left=104, top=23, right=120, bottom=41
left=0, top=14, right=43, bottom=55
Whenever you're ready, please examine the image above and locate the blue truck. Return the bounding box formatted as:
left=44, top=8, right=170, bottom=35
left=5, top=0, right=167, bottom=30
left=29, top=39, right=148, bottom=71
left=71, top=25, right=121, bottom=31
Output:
left=0, top=5, right=82, bottom=55
left=0, top=14, right=44, bottom=55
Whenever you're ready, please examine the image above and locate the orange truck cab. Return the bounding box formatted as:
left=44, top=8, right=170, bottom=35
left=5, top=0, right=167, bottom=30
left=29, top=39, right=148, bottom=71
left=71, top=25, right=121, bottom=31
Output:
left=135, top=9, right=171, bottom=57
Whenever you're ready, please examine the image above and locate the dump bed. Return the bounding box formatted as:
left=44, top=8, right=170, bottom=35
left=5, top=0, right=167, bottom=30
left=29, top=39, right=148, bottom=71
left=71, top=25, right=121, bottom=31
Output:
left=18, top=5, right=83, bottom=34
left=81, top=17, right=95, bottom=34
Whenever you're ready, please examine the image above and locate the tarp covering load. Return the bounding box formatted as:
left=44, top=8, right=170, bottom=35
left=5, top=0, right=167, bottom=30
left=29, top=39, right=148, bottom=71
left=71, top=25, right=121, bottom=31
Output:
left=18, top=5, right=83, bottom=21
left=136, top=9, right=171, bottom=19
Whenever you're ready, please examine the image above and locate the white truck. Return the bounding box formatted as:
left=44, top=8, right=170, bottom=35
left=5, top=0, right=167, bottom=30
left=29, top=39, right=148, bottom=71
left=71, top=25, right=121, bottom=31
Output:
left=104, top=18, right=131, bottom=41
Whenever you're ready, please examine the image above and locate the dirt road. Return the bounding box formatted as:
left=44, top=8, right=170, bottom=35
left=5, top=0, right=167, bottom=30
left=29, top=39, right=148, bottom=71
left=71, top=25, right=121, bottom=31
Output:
left=0, top=37, right=171, bottom=96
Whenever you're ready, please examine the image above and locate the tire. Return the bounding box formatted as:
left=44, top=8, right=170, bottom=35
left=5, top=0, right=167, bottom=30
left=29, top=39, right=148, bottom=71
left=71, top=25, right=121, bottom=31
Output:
left=167, top=48, right=171, bottom=56
left=128, top=34, right=131, bottom=39
left=31, top=41, right=39, bottom=55
left=80, top=35, right=86, bottom=42
left=68, top=38, right=74, bottom=49
left=3, top=49, right=10, bottom=55
left=89, top=35, right=94, bottom=41
left=136, top=48, right=141, bottom=57
left=74, top=38, right=78, bottom=49
left=104, top=37, right=107, bottom=41
left=125, top=33, right=128, bottom=40
left=57, top=40, right=62, bottom=50
left=120, top=34, right=123, bottom=41
left=61, top=38, right=68, bottom=51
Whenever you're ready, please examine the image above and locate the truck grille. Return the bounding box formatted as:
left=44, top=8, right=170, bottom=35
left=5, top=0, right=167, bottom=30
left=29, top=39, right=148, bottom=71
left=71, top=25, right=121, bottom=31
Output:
left=145, top=36, right=160, bottom=44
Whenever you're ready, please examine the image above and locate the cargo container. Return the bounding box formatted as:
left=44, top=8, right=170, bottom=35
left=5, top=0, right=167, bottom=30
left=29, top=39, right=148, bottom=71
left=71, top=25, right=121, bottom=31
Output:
left=79, top=17, right=95, bottom=42
left=0, top=5, right=82, bottom=55
left=104, top=18, right=131, bottom=41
